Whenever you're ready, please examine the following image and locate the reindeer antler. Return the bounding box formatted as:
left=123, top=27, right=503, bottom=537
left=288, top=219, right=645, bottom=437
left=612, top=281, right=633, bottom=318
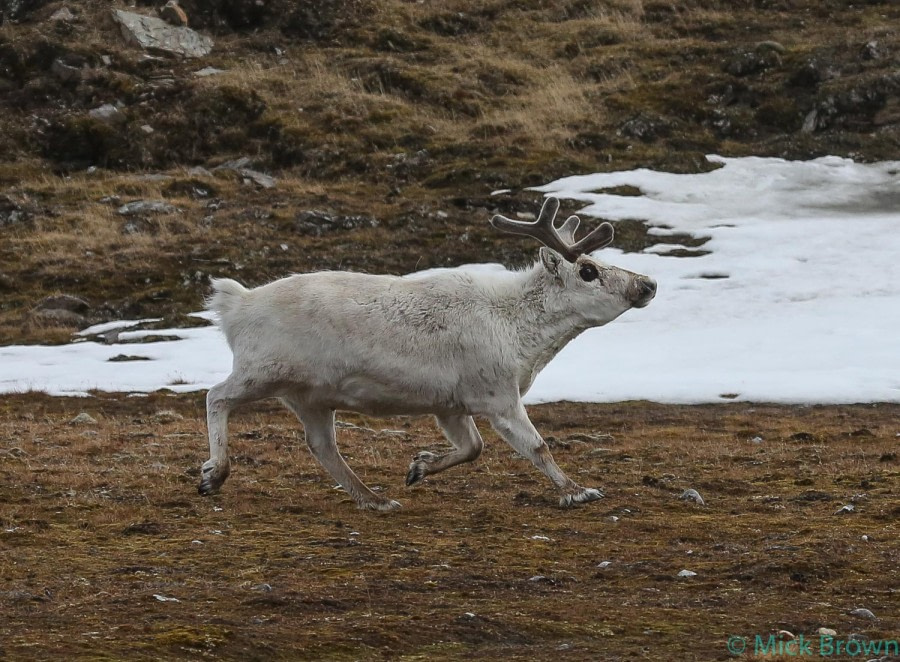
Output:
left=490, top=197, right=614, bottom=261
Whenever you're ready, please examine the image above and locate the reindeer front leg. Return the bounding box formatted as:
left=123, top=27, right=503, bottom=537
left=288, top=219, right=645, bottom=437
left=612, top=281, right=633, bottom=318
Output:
left=488, top=402, right=603, bottom=507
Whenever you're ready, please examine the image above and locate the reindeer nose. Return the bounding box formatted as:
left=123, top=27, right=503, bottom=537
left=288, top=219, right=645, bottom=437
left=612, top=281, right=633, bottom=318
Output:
left=638, top=277, right=656, bottom=297
left=632, top=276, right=656, bottom=307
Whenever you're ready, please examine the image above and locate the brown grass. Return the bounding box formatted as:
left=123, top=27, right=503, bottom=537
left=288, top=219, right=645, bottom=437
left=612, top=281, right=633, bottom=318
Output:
left=0, top=394, right=897, bottom=659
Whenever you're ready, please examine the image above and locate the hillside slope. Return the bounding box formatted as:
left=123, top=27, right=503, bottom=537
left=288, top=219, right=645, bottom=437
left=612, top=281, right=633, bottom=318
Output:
left=1, top=0, right=898, bottom=342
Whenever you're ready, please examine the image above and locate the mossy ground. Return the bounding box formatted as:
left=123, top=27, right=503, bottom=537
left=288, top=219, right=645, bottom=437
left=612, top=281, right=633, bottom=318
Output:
left=1, top=0, right=899, bottom=343
left=1, top=394, right=897, bottom=660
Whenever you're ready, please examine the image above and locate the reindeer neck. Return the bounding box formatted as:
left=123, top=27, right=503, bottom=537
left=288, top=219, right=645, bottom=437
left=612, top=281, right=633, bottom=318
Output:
left=501, top=265, right=590, bottom=378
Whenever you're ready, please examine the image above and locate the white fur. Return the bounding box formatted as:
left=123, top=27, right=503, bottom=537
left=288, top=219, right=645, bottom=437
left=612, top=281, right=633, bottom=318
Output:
left=199, top=248, right=655, bottom=509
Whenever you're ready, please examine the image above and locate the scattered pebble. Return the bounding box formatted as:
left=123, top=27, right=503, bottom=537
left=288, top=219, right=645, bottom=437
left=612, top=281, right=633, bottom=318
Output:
left=69, top=412, right=97, bottom=425
left=677, top=569, right=697, bottom=578
left=679, top=489, right=706, bottom=505
left=153, top=594, right=180, bottom=602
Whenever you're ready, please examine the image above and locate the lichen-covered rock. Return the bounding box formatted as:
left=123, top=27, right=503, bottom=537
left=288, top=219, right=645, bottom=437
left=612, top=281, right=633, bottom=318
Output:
left=111, top=9, right=212, bottom=58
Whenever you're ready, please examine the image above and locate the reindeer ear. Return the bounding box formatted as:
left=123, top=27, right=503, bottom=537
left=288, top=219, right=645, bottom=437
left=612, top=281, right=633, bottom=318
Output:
left=539, top=247, right=564, bottom=280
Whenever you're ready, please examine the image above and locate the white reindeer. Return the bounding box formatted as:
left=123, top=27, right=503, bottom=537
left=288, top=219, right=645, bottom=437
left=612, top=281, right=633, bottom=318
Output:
left=200, top=197, right=656, bottom=510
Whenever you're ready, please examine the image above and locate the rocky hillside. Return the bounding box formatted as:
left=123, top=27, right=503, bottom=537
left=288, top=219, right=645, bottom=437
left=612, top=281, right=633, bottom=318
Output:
left=1, top=0, right=898, bottom=343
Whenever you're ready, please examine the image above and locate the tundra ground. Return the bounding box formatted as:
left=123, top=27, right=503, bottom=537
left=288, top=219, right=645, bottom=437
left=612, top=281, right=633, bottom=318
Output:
left=1, top=394, right=897, bottom=660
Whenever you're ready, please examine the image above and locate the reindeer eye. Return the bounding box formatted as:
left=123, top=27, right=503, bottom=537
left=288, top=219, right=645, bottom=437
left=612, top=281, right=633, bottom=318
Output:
left=579, top=263, right=599, bottom=282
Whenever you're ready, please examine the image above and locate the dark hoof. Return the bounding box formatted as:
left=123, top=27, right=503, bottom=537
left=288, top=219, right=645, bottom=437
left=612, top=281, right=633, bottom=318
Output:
left=405, top=451, right=437, bottom=487
left=198, top=460, right=229, bottom=496
left=559, top=487, right=604, bottom=508
left=405, top=462, right=425, bottom=487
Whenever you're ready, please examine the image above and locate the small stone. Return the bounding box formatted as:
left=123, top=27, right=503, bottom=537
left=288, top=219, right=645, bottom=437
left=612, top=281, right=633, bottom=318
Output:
left=607, top=516, right=619, bottom=523
left=152, top=594, right=180, bottom=602
left=159, top=0, right=188, bottom=27
left=239, top=169, right=276, bottom=189
left=801, top=109, right=818, bottom=134
left=117, top=200, right=178, bottom=216
left=597, top=561, right=612, bottom=569
left=49, top=7, right=76, bottom=21
left=848, top=608, right=876, bottom=620
left=250, top=583, right=272, bottom=592
left=88, top=104, right=125, bottom=124
left=834, top=504, right=855, bottom=515
left=140, top=124, right=154, bottom=134
left=679, top=489, right=705, bottom=505
left=194, top=67, right=225, bottom=77
left=861, top=41, right=880, bottom=61
left=70, top=412, right=97, bottom=425
left=51, top=58, right=81, bottom=82
left=817, top=627, right=837, bottom=637
left=677, top=569, right=697, bottom=578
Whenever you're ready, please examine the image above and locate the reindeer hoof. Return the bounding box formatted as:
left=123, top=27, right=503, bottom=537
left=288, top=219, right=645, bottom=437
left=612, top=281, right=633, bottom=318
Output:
left=405, top=451, right=438, bottom=486
left=198, top=459, right=230, bottom=496
left=559, top=487, right=604, bottom=508
left=359, top=499, right=402, bottom=512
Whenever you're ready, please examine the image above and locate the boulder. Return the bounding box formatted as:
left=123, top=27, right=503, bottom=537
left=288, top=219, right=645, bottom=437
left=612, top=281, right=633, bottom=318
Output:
left=111, top=9, right=212, bottom=58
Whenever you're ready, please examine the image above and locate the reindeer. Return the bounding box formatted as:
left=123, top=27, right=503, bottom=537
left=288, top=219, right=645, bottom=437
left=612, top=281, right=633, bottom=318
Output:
left=199, top=197, right=656, bottom=510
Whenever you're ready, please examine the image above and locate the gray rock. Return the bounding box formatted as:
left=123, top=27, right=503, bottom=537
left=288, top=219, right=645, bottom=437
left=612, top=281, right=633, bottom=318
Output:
left=849, top=608, right=877, bottom=620
left=834, top=503, right=855, bottom=515
left=111, top=9, right=213, bottom=58
left=117, top=200, right=178, bottom=216
left=70, top=412, right=97, bottom=425
left=49, top=6, right=75, bottom=21
left=801, top=109, right=818, bottom=134
left=679, top=488, right=706, bottom=505
left=194, top=66, right=224, bottom=77
left=239, top=169, right=276, bottom=189
left=51, top=58, right=82, bottom=82
left=88, top=104, right=125, bottom=124
left=212, top=158, right=276, bottom=189
left=677, top=569, right=697, bottom=578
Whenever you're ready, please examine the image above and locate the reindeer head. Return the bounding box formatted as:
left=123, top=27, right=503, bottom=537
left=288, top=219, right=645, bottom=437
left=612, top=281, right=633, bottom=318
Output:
left=491, top=197, right=656, bottom=323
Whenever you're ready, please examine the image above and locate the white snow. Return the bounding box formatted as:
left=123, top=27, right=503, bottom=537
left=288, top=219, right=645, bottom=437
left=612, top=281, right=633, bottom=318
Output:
left=1, top=155, right=898, bottom=404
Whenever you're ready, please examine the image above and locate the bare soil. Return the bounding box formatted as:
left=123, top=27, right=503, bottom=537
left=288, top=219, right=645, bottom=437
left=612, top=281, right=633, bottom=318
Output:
left=1, top=394, right=897, bottom=660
